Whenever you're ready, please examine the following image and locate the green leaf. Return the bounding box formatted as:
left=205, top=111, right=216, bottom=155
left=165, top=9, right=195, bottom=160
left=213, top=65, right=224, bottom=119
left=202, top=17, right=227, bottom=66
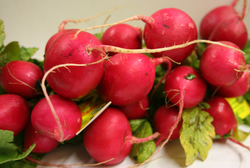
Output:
left=0, top=19, right=5, bottom=48
left=129, top=119, right=156, bottom=163
left=233, top=125, right=250, bottom=142
left=28, top=58, right=44, bottom=70
left=184, top=73, right=196, bottom=80
left=242, top=39, right=250, bottom=54
left=180, top=107, right=215, bottom=166
left=19, top=46, right=38, bottom=61
left=0, top=130, right=36, bottom=164
left=0, top=41, right=20, bottom=67
left=93, top=33, right=103, bottom=41
left=243, top=115, right=250, bottom=126
left=129, top=119, right=147, bottom=132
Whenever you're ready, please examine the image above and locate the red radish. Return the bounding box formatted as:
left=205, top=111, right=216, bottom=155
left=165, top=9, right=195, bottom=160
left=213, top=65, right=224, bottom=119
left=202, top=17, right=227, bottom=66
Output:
left=83, top=107, right=159, bottom=165
left=143, top=8, right=198, bottom=62
left=101, top=23, right=142, bottom=56
left=215, top=71, right=250, bottom=98
left=24, top=121, right=59, bottom=154
left=45, top=29, right=77, bottom=53
left=0, top=94, right=30, bottom=136
left=97, top=53, right=171, bottom=106
left=203, top=96, right=237, bottom=137
left=200, top=41, right=246, bottom=87
left=43, top=30, right=105, bottom=99
left=164, top=65, right=207, bottom=109
left=116, top=96, right=149, bottom=120
left=31, top=94, right=82, bottom=142
left=199, top=0, right=239, bottom=40
left=0, top=60, right=43, bottom=99
left=153, top=105, right=182, bottom=146
left=208, top=0, right=248, bottom=49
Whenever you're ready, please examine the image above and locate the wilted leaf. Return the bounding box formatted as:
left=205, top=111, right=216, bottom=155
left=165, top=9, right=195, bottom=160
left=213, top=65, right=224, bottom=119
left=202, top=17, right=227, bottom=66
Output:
left=180, top=107, right=215, bottom=166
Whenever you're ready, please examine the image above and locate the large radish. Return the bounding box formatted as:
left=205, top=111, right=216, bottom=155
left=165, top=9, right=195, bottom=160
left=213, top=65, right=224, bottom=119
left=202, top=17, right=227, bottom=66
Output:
left=200, top=41, right=246, bottom=87
left=97, top=53, right=172, bottom=106
left=43, top=30, right=106, bottom=99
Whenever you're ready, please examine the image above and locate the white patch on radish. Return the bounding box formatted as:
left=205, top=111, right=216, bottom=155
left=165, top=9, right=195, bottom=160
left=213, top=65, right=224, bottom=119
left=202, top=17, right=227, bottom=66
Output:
left=189, top=23, right=195, bottom=28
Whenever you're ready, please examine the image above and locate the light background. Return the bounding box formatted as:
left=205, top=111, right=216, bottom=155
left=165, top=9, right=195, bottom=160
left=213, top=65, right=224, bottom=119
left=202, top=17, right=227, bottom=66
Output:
left=0, top=0, right=250, bottom=60
left=1, top=1, right=250, bottom=168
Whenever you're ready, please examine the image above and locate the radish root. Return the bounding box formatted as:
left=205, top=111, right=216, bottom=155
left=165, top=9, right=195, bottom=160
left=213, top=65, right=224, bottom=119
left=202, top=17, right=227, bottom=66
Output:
left=58, top=5, right=130, bottom=31
left=86, top=40, right=245, bottom=55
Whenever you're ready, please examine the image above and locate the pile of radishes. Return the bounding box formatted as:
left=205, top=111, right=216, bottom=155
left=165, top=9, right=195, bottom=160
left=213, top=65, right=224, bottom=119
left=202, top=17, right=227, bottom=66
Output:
left=0, top=0, right=250, bottom=167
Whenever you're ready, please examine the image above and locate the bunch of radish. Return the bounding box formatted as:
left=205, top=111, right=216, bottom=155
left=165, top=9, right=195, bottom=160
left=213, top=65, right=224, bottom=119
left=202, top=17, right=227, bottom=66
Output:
left=0, top=0, right=250, bottom=167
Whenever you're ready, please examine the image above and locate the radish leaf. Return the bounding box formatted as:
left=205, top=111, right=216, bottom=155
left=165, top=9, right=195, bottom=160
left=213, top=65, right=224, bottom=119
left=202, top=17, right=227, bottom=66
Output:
left=0, top=19, right=5, bottom=48
left=19, top=46, right=38, bottom=61
left=0, top=130, right=35, bottom=164
left=0, top=41, right=20, bottom=67
left=130, top=119, right=156, bottom=163
left=180, top=107, right=215, bottom=166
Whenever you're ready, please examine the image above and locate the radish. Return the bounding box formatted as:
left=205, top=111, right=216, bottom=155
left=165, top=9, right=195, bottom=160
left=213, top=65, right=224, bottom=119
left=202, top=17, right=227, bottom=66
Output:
left=214, top=71, right=250, bottom=98
left=0, top=94, right=30, bottom=136
left=203, top=96, right=237, bottom=137
left=43, top=30, right=106, bottom=99
left=200, top=41, right=246, bottom=87
left=208, top=0, right=248, bottom=49
left=199, top=0, right=239, bottom=40
left=24, top=121, right=59, bottom=154
left=143, top=8, right=198, bottom=62
left=97, top=53, right=172, bottom=106
left=45, top=29, right=77, bottom=53
left=0, top=60, right=43, bottom=99
left=164, top=65, right=207, bottom=109
left=116, top=96, right=149, bottom=120
left=83, top=107, right=159, bottom=165
left=31, top=94, right=82, bottom=142
left=153, top=105, right=182, bottom=146
left=101, top=23, right=142, bottom=56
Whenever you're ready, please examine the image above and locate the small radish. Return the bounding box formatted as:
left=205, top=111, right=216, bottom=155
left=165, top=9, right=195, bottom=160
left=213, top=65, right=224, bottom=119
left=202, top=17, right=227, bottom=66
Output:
left=0, top=94, right=30, bottom=136
left=203, top=96, right=237, bottom=137
left=83, top=107, right=159, bottom=165
left=43, top=30, right=106, bottom=99
left=97, top=53, right=171, bottom=106
left=101, top=23, right=142, bottom=56
left=199, top=0, right=239, bottom=40
left=24, top=121, right=59, bottom=154
left=214, top=71, right=250, bottom=98
left=116, top=96, right=149, bottom=120
left=153, top=105, right=182, bottom=146
left=31, top=94, right=82, bottom=142
left=0, top=60, right=43, bottom=99
left=208, top=0, right=248, bottom=49
left=200, top=41, right=246, bottom=87
left=164, top=65, right=207, bottom=109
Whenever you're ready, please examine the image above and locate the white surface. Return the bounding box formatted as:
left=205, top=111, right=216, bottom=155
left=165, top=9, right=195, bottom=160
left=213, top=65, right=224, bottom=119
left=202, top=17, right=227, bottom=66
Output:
left=38, top=125, right=250, bottom=168
left=0, top=0, right=250, bottom=60
left=1, top=0, right=250, bottom=167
